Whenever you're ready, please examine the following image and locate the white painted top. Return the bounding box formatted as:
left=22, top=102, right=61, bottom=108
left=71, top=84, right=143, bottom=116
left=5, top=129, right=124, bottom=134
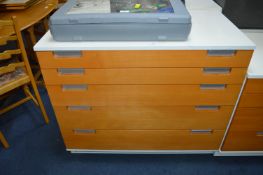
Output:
left=34, top=9, right=255, bottom=51
left=186, top=0, right=263, bottom=78
left=186, top=0, right=221, bottom=12
left=242, top=30, right=263, bottom=79
left=34, top=0, right=262, bottom=76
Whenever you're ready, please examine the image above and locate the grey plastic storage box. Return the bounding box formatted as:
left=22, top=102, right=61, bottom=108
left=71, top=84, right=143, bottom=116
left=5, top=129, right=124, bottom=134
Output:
left=49, top=0, right=192, bottom=41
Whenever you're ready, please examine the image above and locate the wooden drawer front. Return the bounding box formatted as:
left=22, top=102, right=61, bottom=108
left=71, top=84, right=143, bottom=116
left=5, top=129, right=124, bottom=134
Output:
left=46, top=85, right=241, bottom=106
left=230, top=108, right=263, bottom=131
left=61, top=129, right=224, bottom=150
left=239, top=94, right=263, bottom=107
left=243, top=79, right=263, bottom=94
left=222, top=130, right=263, bottom=151
left=37, top=50, right=253, bottom=68
left=41, top=68, right=247, bottom=85
left=54, top=106, right=232, bottom=130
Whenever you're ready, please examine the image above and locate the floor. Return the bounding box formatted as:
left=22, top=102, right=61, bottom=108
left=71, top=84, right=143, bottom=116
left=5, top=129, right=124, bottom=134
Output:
left=0, top=87, right=263, bottom=175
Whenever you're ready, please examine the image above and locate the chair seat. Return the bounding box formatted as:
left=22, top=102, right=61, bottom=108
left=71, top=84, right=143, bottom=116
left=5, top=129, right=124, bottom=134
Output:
left=0, top=74, right=30, bottom=95
left=0, top=67, right=26, bottom=85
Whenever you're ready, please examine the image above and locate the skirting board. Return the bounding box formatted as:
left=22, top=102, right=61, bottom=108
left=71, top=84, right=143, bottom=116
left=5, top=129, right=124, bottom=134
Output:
left=67, top=149, right=216, bottom=154
left=214, top=151, right=263, bottom=156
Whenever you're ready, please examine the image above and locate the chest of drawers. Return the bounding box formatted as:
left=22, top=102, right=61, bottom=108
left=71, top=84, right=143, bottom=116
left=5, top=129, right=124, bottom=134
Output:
left=218, top=30, right=263, bottom=155
left=222, top=79, right=263, bottom=151
left=34, top=10, right=255, bottom=153
left=36, top=49, right=253, bottom=151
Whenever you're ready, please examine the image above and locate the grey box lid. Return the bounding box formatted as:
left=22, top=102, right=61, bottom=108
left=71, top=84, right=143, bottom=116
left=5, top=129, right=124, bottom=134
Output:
left=50, top=0, right=191, bottom=24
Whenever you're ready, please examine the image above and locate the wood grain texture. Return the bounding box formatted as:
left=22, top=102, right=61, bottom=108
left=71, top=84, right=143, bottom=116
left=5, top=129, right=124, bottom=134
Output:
left=0, top=36, right=17, bottom=46
left=0, top=131, right=9, bottom=149
left=0, top=20, right=13, bottom=26
left=54, top=106, right=233, bottom=130
left=0, top=49, right=21, bottom=60
left=61, top=129, right=224, bottom=150
left=0, top=62, right=24, bottom=75
left=0, top=96, right=31, bottom=115
left=0, top=16, right=49, bottom=123
left=0, top=0, right=57, bottom=36
left=36, top=50, right=253, bottom=68
left=239, top=94, right=263, bottom=107
left=0, top=75, right=30, bottom=95
left=46, top=85, right=241, bottom=106
left=222, top=79, right=263, bottom=151
left=41, top=68, right=247, bottom=85
left=222, top=130, right=263, bottom=151
left=243, top=79, right=263, bottom=94
left=229, top=108, right=263, bottom=131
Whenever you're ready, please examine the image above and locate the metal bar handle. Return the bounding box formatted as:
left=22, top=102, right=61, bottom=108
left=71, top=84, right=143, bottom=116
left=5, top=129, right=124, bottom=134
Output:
left=74, top=129, right=96, bottom=134
left=203, top=68, right=231, bottom=74
left=195, top=106, right=220, bottom=111
left=67, top=105, right=92, bottom=111
left=62, top=84, right=88, bottom=91
left=53, top=51, right=82, bottom=58
left=208, top=50, right=236, bottom=56
left=191, top=129, right=213, bottom=134
left=200, top=84, right=226, bottom=90
left=58, top=68, right=84, bottom=75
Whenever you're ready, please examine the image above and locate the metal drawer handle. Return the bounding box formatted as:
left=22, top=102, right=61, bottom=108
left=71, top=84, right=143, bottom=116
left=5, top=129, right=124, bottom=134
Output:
left=200, top=84, right=226, bottom=90
left=53, top=51, right=82, bottom=58
left=67, top=105, right=92, bottom=111
left=195, top=106, right=220, bottom=111
left=256, top=131, right=263, bottom=136
left=62, top=84, right=87, bottom=91
left=208, top=50, right=236, bottom=56
left=203, top=68, right=231, bottom=74
left=58, top=68, right=84, bottom=75
left=191, top=129, right=213, bottom=134
left=74, top=129, right=96, bottom=134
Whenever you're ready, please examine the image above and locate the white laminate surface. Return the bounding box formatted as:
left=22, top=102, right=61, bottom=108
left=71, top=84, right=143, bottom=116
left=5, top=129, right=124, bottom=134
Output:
left=186, top=0, right=221, bottom=12
left=243, top=30, right=263, bottom=79
left=34, top=10, right=255, bottom=51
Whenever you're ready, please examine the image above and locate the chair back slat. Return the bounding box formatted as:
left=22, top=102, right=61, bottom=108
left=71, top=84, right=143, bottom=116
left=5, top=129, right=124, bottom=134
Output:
left=0, top=49, right=21, bottom=60
left=0, top=35, right=17, bottom=46
left=0, top=62, right=25, bottom=76
left=0, top=20, right=14, bottom=27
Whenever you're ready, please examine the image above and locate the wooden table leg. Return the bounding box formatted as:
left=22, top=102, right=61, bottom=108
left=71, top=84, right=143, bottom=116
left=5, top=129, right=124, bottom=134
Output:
left=26, top=26, right=36, bottom=45
left=24, top=27, right=44, bottom=85
left=0, top=131, right=10, bottom=149
left=43, top=17, right=49, bottom=31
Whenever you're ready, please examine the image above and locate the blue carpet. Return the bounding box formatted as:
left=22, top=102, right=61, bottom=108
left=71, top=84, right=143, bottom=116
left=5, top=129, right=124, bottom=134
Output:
left=0, top=87, right=263, bottom=175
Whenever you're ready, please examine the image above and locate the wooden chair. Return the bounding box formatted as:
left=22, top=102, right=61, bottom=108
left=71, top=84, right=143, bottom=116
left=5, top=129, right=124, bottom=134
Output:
left=25, top=17, right=50, bottom=85
left=0, top=18, right=49, bottom=148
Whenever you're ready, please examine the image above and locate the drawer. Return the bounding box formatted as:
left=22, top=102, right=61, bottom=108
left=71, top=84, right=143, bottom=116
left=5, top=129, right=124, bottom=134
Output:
left=230, top=108, right=263, bottom=131
left=222, top=130, right=263, bottom=151
left=37, top=50, right=253, bottom=68
left=46, top=85, right=241, bottom=106
left=54, top=106, right=233, bottom=130
left=41, top=68, right=247, bottom=85
left=61, top=129, right=224, bottom=150
left=239, top=94, right=263, bottom=107
left=243, top=79, right=263, bottom=94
